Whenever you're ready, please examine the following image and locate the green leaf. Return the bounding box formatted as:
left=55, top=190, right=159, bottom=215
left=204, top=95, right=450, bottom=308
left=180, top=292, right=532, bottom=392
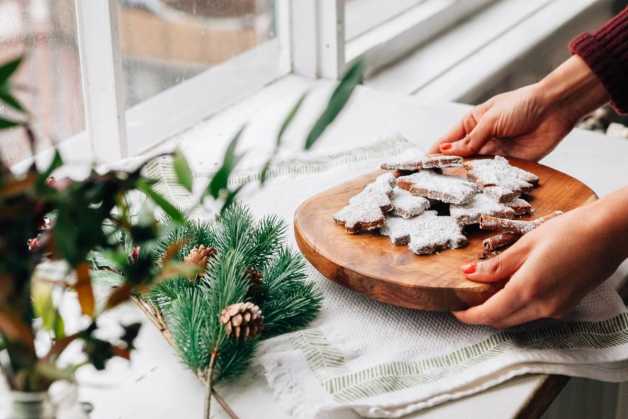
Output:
left=304, top=60, right=364, bottom=150
left=32, top=281, right=55, bottom=330
left=0, top=56, right=23, bottom=85
left=277, top=92, right=308, bottom=148
left=0, top=115, right=20, bottom=129
left=37, top=149, right=63, bottom=189
left=53, top=311, right=65, bottom=340
left=173, top=148, right=193, bottom=192
left=0, top=88, right=25, bottom=113
left=260, top=92, right=308, bottom=185
left=207, top=126, right=245, bottom=199
left=137, top=179, right=185, bottom=224
left=220, top=184, right=245, bottom=215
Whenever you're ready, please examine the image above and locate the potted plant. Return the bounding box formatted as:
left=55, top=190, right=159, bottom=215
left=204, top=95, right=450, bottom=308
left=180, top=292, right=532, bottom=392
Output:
left=0, top=56, right=198, bottom=418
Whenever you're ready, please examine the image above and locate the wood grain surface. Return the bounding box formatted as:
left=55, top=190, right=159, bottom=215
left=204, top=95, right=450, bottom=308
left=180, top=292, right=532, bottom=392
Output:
left=294, top=157, right=597, bottom=311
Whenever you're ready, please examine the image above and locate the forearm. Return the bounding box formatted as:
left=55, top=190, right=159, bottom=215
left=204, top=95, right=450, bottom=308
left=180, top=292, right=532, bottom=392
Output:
left=591, top=186, right=628, bottom=262
left=535, top=55, right=609, bottom=125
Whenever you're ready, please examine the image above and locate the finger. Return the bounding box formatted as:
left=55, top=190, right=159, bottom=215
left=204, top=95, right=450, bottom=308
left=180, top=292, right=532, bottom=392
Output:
left=452, top=283, right=525, bottom=327
left=489, top=303, right=546, bottom=329
left=428, top=120, right=467, bottom=153
left=461, top=243, right=528, bottom=283
left=442, top=117, right=494, bottom=157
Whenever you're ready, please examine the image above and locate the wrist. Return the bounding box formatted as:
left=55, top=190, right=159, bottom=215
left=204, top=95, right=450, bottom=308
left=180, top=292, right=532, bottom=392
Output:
left=590, top=188, right=628, bottom=261
left=536, top=55, right=610, bottom=124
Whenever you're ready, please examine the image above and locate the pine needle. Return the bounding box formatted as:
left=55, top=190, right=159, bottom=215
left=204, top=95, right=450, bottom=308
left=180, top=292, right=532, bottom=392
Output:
left=143, top=204, right=321, bottom=383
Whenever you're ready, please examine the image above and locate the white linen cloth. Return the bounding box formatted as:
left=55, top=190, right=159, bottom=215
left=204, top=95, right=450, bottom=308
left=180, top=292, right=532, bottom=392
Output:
left=145, top=136, right=628, bottom=418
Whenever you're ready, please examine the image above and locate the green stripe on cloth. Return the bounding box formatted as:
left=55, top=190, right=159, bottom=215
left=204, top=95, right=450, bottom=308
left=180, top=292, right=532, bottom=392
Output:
left=287, top=313, right=628, bottom=402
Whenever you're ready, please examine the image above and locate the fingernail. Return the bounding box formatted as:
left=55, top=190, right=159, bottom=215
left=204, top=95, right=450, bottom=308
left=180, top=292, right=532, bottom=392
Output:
left=462, top=262, right=477, bottom=274
left=440, top=143, right=452, bottom=152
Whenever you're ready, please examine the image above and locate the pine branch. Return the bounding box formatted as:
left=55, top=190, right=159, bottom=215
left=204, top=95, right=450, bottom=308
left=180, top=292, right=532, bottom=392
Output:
left=146, top=277, right=194, bottom=313
left=169, top=287, right=213, bottom=373
left=261, top=247, right=322, bottom=336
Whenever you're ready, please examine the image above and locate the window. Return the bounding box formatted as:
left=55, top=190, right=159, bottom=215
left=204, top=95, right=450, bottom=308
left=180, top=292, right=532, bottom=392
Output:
left=290, top=0, right=494, bottom=80
left=5, top=0, right=288, bottom=166
left=345, top=0, right=427, bottom=41
left=76, top=0, right=287, bottom=161
left=0, top=0, right=84, bottom=165
left=117, top=0, right=277, bottom=107
left=4, top=0, right=496, bottom=167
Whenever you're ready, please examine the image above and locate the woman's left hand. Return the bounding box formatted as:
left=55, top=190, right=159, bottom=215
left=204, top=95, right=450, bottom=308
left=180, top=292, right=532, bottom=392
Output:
left=454, top=201, right=627, bottom=329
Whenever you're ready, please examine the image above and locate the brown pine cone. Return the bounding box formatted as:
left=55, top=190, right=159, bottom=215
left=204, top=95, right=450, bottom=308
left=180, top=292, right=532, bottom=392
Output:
left=183, top=245, right=216, bottom=271
left=219, top=302, right=263, bottom=340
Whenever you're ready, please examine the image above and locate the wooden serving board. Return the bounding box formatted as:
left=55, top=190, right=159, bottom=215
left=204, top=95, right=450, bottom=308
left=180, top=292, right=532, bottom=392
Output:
left=294, top=158, right=597, bottom=311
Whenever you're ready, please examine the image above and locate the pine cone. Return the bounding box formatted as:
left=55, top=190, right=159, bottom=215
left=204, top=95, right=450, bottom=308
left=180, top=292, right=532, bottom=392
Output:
left=219, top=302, right=263, bottom=340
left=184, top=245, right=216, bottom=271
left=246, top=268, right=264, bottom=300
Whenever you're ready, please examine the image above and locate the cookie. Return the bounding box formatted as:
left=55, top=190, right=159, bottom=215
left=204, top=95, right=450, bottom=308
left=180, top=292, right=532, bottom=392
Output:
left=348, top=173, right=395, bottom=212
left=381, top=212, right=468, bottom=255
left=465, top=156, right=539, bottom=195
left=390, top=187, right=430, bottom=219
left=482, top=185, right=521, bottom=203
left=381, top=213, right=432, bottom=245
left=396, top=170, right=479, bottom=205
left=334, top=201, right=385, bottom=233
left=479, top=210, right=563, bottom=234
left=506, top=197, right=533, bottom=216
left=382, top=148, right=463, bottom=171
left=373, top=172, right=396, bottom=193
left=349, top=187, right=392, bottom=212
left=449, top=192, right=515, bottom=225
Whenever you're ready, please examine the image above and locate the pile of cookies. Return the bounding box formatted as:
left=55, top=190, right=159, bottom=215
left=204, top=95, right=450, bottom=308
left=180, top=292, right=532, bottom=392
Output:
left=333, top=149, right=539, bottom=255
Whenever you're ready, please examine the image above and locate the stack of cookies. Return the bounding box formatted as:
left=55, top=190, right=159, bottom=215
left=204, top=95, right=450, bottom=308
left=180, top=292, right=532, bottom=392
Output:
left=333, top=149, right=538, bottom=255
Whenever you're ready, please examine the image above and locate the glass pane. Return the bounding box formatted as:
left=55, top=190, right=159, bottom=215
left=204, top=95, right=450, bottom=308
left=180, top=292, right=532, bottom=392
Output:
left=117, top=0, right=276, bottom=108
left=345, top=0, right=426, bottom=41
left=0, top=0, right=85, bottom=165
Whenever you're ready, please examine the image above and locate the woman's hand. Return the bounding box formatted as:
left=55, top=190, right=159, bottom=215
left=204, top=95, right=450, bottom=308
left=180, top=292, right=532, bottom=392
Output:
left=454, top=190, right=628, bottom=329
left=430, top=56, right=610, bottom=161
left=429, top=84, right=575, bottom=161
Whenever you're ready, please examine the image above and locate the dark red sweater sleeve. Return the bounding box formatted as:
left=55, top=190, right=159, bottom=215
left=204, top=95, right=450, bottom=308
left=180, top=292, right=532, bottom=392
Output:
left=569, top=7, right=628, bottom=114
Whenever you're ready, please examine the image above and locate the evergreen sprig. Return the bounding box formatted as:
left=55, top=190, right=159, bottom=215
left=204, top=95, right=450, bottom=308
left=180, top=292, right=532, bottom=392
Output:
left=145, top=203, right=321, bottom=382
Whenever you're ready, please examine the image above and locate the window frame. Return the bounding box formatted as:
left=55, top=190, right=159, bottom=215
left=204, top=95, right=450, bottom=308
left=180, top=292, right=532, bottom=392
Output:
left=291, top=0, right=496, bottom=80
left=73, top=0, right=290, bottom=163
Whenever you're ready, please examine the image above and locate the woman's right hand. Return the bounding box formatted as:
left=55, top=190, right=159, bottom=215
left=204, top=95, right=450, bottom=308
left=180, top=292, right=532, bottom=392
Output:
left=428, top=84, right=575, bottom=161
left=429, top=56, right=610, bottom=161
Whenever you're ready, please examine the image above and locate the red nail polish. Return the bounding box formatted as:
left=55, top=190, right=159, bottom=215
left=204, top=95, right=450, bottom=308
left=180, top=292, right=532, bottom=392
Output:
left=463, top=262, right=477, bottom=274
left=440, top=143, right=452, bottom=151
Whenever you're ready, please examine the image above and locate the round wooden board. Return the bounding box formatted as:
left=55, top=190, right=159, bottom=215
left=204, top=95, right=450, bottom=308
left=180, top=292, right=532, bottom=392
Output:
left=294, top=157, right=597, bottom=311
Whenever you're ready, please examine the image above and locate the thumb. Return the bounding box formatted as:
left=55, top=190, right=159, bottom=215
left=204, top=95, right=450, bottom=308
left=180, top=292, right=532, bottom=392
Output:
left=440, top=117, right=494, bottom=157
left=461, top=243, right=527, bottom=283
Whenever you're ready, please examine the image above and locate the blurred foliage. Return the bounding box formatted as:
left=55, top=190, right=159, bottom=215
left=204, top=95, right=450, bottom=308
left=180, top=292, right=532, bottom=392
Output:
left=0, top=54, right=363, bottom=393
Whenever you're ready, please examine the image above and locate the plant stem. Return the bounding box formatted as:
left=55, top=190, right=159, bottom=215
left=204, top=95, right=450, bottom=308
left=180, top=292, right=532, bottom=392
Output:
left=204, top=347, right=219, bottom=419
left=212, top=389, right=240, bottom=419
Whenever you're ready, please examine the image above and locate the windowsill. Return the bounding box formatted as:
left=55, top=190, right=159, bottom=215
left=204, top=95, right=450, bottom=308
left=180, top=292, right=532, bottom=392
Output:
left=365, top=0, right=608, bottom=104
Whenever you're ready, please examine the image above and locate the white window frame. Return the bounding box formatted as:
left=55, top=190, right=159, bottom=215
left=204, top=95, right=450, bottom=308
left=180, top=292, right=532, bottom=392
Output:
left=14, top=0, right=495, bottom=169
left=73, top=0, right=291, bottom=163
left=291, top=0, right=495, bottom=80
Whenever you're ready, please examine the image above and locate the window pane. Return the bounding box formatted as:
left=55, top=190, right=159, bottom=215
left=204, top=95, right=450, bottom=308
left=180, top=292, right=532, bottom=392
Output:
left=0, top=0, right=85, bottom=165
left=345, top=0, right=426, bottom=41
left=117, top=0, right=276, bottom=108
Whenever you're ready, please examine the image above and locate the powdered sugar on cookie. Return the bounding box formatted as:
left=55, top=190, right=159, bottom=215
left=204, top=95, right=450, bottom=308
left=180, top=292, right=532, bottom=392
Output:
left=381, top=211, right=468, bottom=255
left=391, top=187, right=430, bottom=218
left=450, top=192, right=515, bottom=225
left=466, top=156, right=538, bottom=193
left=334, top=201, right=384, bottom=233
left=396, top=171, right=479, bottom=205
left=382, top=148, right=463, bottom=171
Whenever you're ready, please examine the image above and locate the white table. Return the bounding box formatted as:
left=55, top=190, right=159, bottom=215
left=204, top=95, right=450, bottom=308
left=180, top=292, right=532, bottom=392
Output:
left=78, top=75, right=628, bottom=419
